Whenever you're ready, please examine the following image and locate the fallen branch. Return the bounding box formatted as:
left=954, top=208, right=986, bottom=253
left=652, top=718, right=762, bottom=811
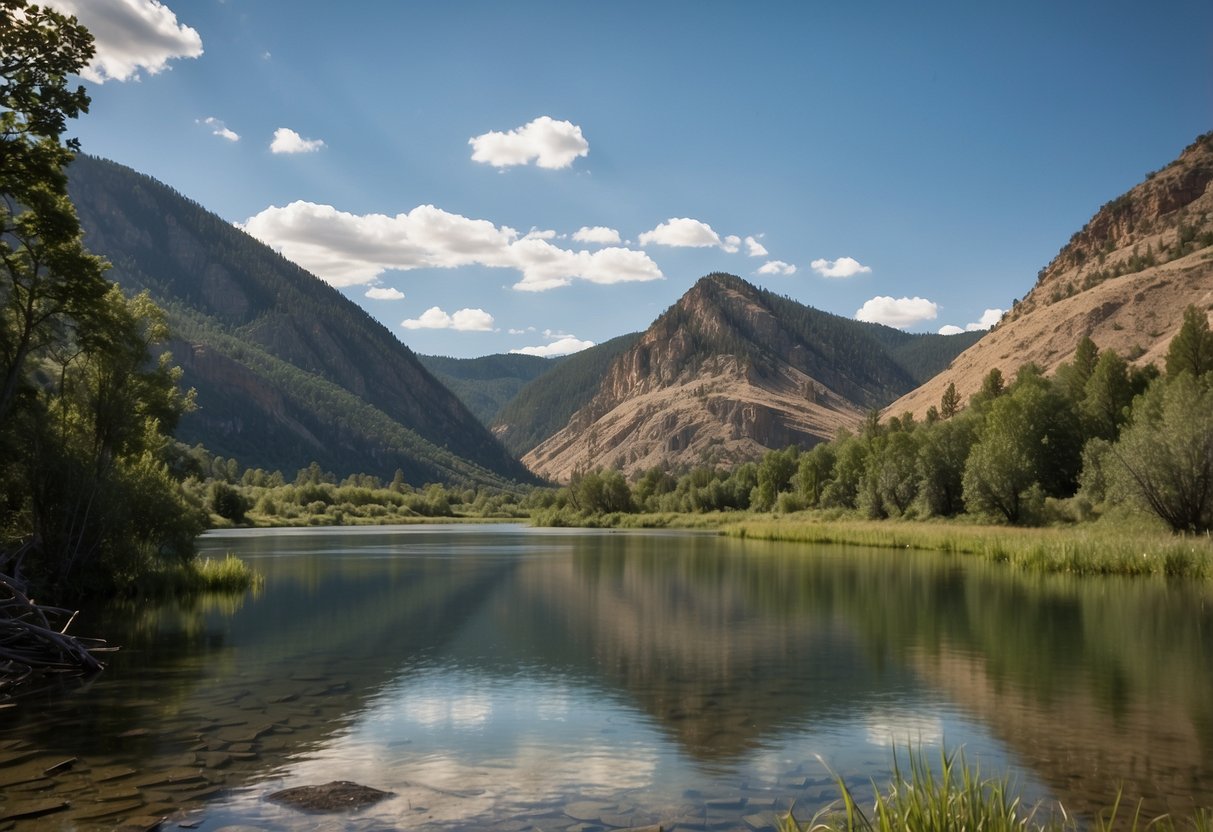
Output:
left=0, top=572, right=109, bottom=691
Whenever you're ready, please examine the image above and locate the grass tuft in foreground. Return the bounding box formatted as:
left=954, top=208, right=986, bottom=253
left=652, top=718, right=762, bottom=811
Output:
left=727, top=518, right=1213, bottom=579
left=785, top=747, right=1213, bottom=832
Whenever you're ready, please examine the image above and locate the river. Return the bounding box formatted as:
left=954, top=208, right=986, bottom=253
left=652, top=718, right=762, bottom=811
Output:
left=1, top=524, right=1210, bottom=830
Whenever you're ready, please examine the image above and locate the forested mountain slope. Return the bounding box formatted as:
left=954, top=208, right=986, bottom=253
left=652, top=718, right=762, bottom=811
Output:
left=417, top=352, right=555, bottom=426
left=891, top=131, right=1213, bottom=417
left=523, top=274, right=979, bottom=482
left=491, top=332, right=643, bottom=458
left=67, top=155, right=532, bottom=486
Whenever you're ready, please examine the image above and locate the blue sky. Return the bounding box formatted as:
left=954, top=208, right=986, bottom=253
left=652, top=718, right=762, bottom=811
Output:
left=60, top=0, right=1213, bottom=358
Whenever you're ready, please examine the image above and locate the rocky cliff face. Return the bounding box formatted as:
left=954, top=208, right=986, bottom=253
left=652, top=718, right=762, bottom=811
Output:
left=523, top=274, right=955, bottom=483
left=890, top=132, right=1213, bottom=418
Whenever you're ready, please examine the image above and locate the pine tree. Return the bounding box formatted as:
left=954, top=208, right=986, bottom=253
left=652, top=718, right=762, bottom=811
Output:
left=1165, top=305, right=1213, bottom=379
left=940, top=381, right=961, bottom=419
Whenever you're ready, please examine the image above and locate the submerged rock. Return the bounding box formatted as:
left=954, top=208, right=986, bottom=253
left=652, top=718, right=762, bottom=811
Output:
left=267, top=780, right=394, bottom=813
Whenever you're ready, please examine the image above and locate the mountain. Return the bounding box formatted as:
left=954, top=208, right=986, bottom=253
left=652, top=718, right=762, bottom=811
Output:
left=67, top=155, right=533, bottom=487
left=491, top=332, right=643, bottom=457
left=416, top=352, right=556, bottom=426
left=521, top=274, right=981, bottom=482
left=890, top=132, right=1213, bottom=417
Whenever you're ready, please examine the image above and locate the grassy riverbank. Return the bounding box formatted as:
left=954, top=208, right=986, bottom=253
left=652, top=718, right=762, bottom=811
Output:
left=794, top=749, right=1213, bottom=831
left=724, top=516, right=1213, bottom=578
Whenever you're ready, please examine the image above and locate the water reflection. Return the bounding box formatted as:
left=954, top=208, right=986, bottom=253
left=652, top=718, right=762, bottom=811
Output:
left=1, top=524, right=1210, bottom=830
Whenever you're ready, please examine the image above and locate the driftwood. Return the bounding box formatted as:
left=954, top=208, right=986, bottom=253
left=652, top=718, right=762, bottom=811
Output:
left=0, top=572, right=112, bottom=691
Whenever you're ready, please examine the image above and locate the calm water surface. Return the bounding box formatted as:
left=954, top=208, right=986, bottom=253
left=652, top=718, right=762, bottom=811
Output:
left=2, top=524, right=1211, bottom=830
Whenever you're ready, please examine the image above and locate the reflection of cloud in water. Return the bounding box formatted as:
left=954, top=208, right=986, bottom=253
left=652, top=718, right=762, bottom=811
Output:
left=535, top=686, right=570, bottom=721
left=865, top=711, right=944, bottom=748
left=567, top=745, right=658, bottom=792
left=403, top=690, right=492, bottom=728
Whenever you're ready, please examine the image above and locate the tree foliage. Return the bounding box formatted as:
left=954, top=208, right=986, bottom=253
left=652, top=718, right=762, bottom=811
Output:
left=1110, top=374, right=1213, bottom=532
left=1, top=2, right=203, bottom=597
left=0, top=0, right=108, bottom=424
left=1164, top=304, right=1213, bottom=380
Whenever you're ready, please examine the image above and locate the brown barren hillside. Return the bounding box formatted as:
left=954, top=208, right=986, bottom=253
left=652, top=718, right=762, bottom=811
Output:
left=524, top=279, right=866, bottom=482
left=523, top=274, right=975, bottom=483
left=889, top=132, right=1213, bottom=418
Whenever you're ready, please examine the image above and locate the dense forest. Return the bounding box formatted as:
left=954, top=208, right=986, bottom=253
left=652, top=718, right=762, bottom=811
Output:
left=418, top=352, right=556, bottom=425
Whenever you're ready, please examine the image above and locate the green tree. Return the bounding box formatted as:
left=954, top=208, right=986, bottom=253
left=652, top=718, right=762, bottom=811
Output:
left=1, top=5, right=203, bottom=595
left=752, top=447, right=798, bottom=512
left=1055, top=336, right=1099, bottom=404
left=916, top=415, right=976, bottom=517
left=568, top=468, right=633, bottom=514
left=1165, top=304, right=1213, bottom=379
left=210, top=481, right=249, bottom=524
left=23, top=288, right=201, bottom=588
left=870, top=429, right=920, bottom=516
left=939, top=381, right=961, bottom=419
left=797, top=443, right=836, bottom=508
left=1109, top=374, right=1213, bottom=533
left=962, top=375, right=1080, bottom=523
left=0, top=0, right=107, bottom=424
left=821, top=433, right=868, bottom=509
left=1080, top=349, right=1134, bottom=441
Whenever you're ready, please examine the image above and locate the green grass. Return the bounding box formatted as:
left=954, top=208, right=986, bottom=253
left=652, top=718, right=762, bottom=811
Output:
left=132, top=554, right=262, bottom=595
left=725, top=517, right=1213, bottom=578
left=528, top=507, right=739, bottom=529
left=191, top=554, right=263, bottom=592
left=789, top=747, right=1213, bottom=831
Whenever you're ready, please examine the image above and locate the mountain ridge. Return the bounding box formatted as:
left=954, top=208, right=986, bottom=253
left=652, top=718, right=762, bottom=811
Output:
left=522, top=273, right=980, bottom=482
left=889, top=132, right=1213, bottom=418
left=68, top=155, right=533, bottom=486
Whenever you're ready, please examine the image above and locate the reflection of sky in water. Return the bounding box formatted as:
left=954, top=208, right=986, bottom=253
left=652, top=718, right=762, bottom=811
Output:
left=203, top=663, right=1037, bottom=830
left=865, top=710, right=945, bottom=747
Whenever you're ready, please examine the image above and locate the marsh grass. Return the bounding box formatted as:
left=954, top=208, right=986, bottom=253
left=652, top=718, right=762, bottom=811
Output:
left=132, top=554, right=262, bottom=596
left=789, top=748, right=1213, bottom=831
left=726, top=518, right=1213, bottom=578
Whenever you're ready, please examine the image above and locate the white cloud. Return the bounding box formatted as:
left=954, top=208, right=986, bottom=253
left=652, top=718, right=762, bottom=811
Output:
left=364, top=287, right=405, bottom=301
left=811, top=256, right=872, bottom=278
left=855, top=296, right=939, bottom=328
left=638, top=217, right=737, bottom=251
left=967, top=308, right=1004, bottom=330
left=242, top=201, right=663, bottom=291
left=757, top=260, right=796, bottom=276
left=573, top=226, right=622, bottom=245
left=48, top=0, right=202, bottom=83
left=511, top=335, right=596, bottom=358
left=469, top=116, right=589, bottom=169
left=745, top=235, right=769, bottom=257
left=200, top=116, right=238, bottom=142
left=402, top=307, right=494, bottom=331
left=524, top=228, right=557, bottom=240
left=509, top=238, right=663, bottom=292
left=938, top=308, right=1005, bottom=335
left=270, top=127, right=325, bottom=154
